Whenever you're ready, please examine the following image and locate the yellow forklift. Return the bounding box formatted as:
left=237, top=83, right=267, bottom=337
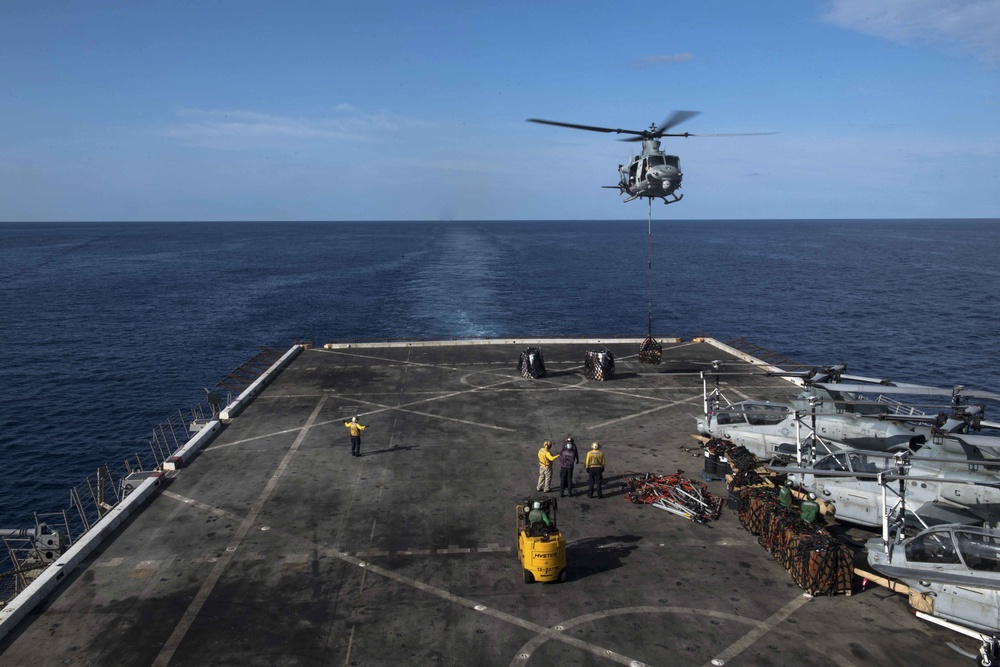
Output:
left=516, top=497, right=567, bottom=583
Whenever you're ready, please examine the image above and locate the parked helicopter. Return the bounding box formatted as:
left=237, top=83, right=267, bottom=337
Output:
left=526, top=111, right=772, bottom=204
left=775, top=446, right=1000, bottom=530
left=771, top=447, right=1000, bottom=663
left=865, top=520, right=1000, bottom=664
left=697, top=366, right=1000, bottom=463
left=696, top=397, right=930, bottom=459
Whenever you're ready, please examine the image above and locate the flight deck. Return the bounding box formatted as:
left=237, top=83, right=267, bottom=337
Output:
left=0, top=339, right=961, bottom=666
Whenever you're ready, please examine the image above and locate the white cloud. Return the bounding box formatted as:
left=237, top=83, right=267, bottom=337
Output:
left=822, top=0, right=1000, bottom=65
left=165, top=108, right=406, bottom=148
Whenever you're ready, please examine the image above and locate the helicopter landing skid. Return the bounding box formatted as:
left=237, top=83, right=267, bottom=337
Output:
left=625, top=193, right=683, bottom=204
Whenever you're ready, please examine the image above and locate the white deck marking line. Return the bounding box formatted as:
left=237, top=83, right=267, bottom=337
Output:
left=161, top=494, right=514, bottom=558
left=358, top=518, right=377, bottom=593
left=202, top=425, right=305, bottom=451
left=155, top=490, right=639, bottom=663
left=702, top=594, right=822, bottom=667
left=508, top=599, right=854, bottom=667
left=321, top=376, right=520, bottom=432
left=151, top=394, right=328, bottom=667
left=316, top=346, right=465, bottom=371
left=157, top=492, right=847, bottom=665
left=317, top=400, right=516, bottom=433
left=343, top=626, right=356, bottom=667
left=509, top=605, right=727, bottom=667
left=320, top=346, right=663, bottom=407
left=731, top=386, right=753, bottom=401
left=207, top=376, right=519, bottom=452
left=587, top=393, right=704, bottom=430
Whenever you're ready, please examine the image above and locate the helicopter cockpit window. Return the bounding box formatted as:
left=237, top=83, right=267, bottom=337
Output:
left=714, top=410, right=744, bottom=426
left=646, top=155, right=666, bottom=167
left=858, top=455, right=889, bottom=474
left=904, top=530, right=961, bottom=564
left=663, top=155, right=679, bottom=168
left=815, top=453, right=851, bottom=472
left=743, top=403, right=789, bottom=426
left=956, top=531, right=1000, bottom=570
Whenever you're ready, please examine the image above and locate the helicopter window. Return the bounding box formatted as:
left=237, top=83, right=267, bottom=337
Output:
left=847, top=454, right=885, bottom=474
left=905, top=531, right=961, bottom=564
left=715, top=411, right=745, bottom=426
left=815, top=453, right=851, bottom=472
left=956, top=531, right=1000, bottom=571
left=663, top=155, right=679, bottom=168
left=743, top=403, right=789, bottom=426
left=646, top=156, right=665, bottom=167
left=859, top=455, right=890, bottom=474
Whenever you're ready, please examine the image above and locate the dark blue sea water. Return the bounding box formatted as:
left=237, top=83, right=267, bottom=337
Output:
left=2, top=219, right=999, bottom=531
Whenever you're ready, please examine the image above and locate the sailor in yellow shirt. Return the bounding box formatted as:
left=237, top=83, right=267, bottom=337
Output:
left=536, top=440, right=559, bottom=492
left=585, top=442, right=606, bottom=498
left=344, top=416, right=368, bottom=457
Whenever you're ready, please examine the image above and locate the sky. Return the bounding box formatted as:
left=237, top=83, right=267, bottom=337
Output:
left=1, top=0, right=998, bottom=221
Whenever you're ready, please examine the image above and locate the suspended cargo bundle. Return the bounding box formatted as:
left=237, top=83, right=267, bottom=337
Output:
left=584, top=348, right=615, bottom=381
left=517, top=347, right=546, bottom=379
left=638, top=335, right=662, bottom=364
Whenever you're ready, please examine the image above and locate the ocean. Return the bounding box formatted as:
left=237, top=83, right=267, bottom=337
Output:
left=2, top=219, right=999, bottom=532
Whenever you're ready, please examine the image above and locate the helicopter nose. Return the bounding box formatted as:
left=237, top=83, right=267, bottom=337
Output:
left=649, top=166, right=681, bottom=182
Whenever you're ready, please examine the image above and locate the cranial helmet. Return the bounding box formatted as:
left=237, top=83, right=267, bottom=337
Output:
left=532, top=501, right=542, bottom=510
left=591, top=442, right=600, bottom=450
left=351, top=416, right=357, bottom=422
left=543, top=440, right=552, bottom=448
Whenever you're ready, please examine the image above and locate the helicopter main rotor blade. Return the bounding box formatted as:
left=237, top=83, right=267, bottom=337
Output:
left=658, top=110, right=701, bottom=133
left=814, top=383, right=1000, bottom=402
left=775, top=468, right=1000, bottom=487
left=677, top=132, right=779, bottom=137
left=525, top=118, right=646, bottom=137
left=620, top=131, right=777, bottom=142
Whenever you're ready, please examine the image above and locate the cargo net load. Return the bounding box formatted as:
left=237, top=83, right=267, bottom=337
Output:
left=517, top=347, right=546, bottom=379
left=623, top=472, right=724, bottom=524
left=584, top=348, right=615, bottom=381
left=709, top=438, right=854, bottom=596
left=638, top=335, right=662, bottom=364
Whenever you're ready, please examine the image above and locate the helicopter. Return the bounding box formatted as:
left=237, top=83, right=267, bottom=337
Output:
left=697, top=364, right=1000, bottom=463
left=865, top=519, right=1000, bottom=664
left=774, top=445, right=1000, bottom=530
left=526, top=111, right=772, bottom=204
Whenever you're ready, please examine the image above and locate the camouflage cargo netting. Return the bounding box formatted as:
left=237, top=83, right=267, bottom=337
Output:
left=518, top=347, right=546, bottom=379
left=638, top=335, right=662, bottom=364
left=584, top=348, right=615, bottom=380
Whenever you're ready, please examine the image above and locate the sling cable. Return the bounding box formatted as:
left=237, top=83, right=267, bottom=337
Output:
left=639, top=198, right=662, bottom=363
